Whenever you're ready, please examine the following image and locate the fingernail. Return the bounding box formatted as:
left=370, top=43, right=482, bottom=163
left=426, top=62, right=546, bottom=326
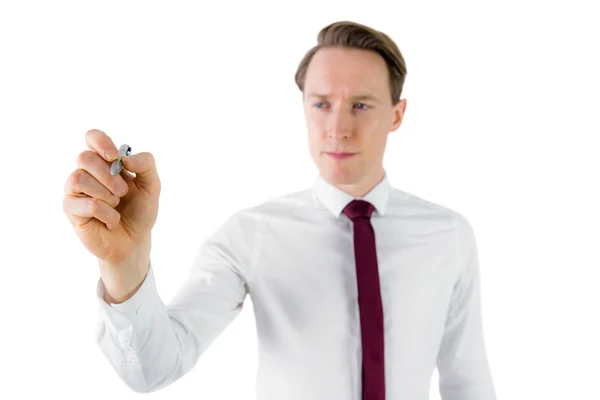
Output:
left=116, top=182, right=128, bottom=197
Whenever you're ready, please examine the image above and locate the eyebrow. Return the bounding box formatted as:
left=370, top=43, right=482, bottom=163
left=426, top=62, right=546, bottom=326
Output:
left=306, top=92, right=381, bottom=104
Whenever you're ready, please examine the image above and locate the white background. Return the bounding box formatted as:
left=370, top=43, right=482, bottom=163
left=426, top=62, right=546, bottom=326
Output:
left=1, top=0, right=599, bottom=398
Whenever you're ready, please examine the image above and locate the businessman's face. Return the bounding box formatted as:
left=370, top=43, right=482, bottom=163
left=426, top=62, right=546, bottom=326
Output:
left=303, top=46, right=406, bottom=194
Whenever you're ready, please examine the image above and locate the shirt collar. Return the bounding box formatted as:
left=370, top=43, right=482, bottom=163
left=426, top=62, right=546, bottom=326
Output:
left=311, top=171, right=391, bottom=218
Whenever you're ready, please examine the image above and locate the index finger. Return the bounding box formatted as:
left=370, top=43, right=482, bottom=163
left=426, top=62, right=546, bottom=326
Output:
left=85, top=129, right=119, bottom=162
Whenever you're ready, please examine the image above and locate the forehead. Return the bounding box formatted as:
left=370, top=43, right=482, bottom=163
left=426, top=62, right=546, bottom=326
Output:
left=304, top=47, right=389, bottom=96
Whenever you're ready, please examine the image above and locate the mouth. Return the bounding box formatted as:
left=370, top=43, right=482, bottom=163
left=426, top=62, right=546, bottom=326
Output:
left=324, top=152, right=356, bottom=160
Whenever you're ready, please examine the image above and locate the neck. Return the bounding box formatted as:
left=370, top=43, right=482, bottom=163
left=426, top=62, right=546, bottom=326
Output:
left=332, top=167, right=385, bottom=198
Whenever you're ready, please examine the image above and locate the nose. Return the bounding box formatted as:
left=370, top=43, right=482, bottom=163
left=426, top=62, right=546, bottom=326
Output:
left=326, top=106, right=352, bottom=140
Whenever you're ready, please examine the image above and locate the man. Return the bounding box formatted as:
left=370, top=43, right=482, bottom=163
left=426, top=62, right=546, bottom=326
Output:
left=63, top=20, right=496, bottom=399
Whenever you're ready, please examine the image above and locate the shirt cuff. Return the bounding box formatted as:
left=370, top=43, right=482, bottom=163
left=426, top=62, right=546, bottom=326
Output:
left=96, top=261, right=163, bottom=332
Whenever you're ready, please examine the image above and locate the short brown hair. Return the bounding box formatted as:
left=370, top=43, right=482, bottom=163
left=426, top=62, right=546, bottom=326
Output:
left=294, top=21, right=407, bottom=106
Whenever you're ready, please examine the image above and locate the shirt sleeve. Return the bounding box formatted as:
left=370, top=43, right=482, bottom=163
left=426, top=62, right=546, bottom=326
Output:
left=436, top=213, right=497, bottom=400
left=94, top=211, right=260, bottom=393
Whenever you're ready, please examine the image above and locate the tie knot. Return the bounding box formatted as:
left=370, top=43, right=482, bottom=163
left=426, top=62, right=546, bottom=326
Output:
left=342, top=200, right=375, bottom=221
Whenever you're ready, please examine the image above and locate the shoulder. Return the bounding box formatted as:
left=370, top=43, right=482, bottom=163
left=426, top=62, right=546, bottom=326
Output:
left=219, top=186, right=314, bottom=231
left=387, top=186, right=476, bottom=242
left=232, top=186, right=316, bottom=221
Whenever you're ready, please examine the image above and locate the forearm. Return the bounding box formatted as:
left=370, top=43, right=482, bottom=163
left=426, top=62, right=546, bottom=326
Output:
left=96, top=259, right=247, bottom=393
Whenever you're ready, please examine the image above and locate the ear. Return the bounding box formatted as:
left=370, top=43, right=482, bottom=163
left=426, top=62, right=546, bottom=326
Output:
left=390, top=99, right=407, bottom=132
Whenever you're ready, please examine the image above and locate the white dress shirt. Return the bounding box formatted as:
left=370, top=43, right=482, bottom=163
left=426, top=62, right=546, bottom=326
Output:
left=96, top=171, right=496, bottom=399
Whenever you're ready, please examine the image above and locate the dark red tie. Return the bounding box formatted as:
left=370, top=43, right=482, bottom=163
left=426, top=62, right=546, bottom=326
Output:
left=343, top=200, right=385, bottom=400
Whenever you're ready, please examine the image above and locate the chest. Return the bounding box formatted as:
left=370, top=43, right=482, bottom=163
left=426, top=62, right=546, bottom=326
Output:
left=249, top=217, right=459, bottom=334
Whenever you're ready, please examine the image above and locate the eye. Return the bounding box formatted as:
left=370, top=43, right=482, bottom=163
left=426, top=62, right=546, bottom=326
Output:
left=313, top=102, right=326, bottom=108
left=354, top=103, right=370, bottom=110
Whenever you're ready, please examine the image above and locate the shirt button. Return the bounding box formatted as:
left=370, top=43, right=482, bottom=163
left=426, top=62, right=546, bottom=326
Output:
left=136, top=306, right=142, bottom=315
left=117, top=332, right=130, bottom=347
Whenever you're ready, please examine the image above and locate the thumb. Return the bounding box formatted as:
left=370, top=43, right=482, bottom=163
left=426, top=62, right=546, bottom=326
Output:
left=121, top=152, right=161, bottom=194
